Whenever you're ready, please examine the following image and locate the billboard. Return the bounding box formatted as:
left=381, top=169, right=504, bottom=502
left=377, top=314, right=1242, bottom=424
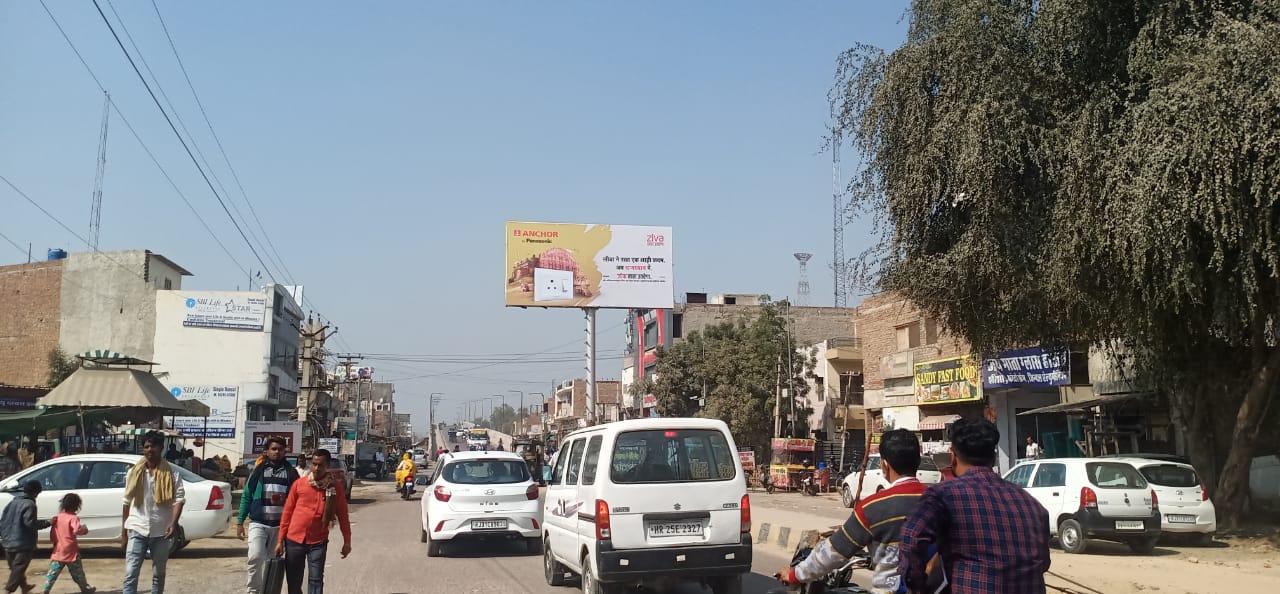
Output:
left=163, top=385, right=239, bottom=438
left=983, top=346, right=1070, bottom=389
left=182, top=294, right=267, bottom=331
left=243, top=421, right=303, bottom=455
left=505, top=222, right=673, bottom=309
left=914, top=355, right=982, bottom=405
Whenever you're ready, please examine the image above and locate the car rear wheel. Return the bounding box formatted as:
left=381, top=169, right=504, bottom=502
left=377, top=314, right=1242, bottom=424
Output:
left=582, top=559, right=617, bottom=594
left=710, top=575, right=743, bottom=594
left=169, top=525, right=188, bottom=555
left=420, top=527, right=429, bottom=543
left=1058, top=519, right=1088, bottom=554
left=841, top=485, right=854, bottom=508
left=426, top=536, right=444, bottom=557
left=543, top=540, right=566, bottom=586
left=525, top=537, right=542, bottom=555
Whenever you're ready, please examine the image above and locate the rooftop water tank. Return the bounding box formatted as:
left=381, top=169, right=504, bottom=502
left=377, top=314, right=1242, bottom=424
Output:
left=47, top=248, right=68, bottom=261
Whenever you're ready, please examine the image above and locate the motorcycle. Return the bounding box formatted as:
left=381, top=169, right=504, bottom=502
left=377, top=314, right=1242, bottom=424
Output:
left=398, top=477, right=416, bottom=499
left=800, top=470, right=819, bottom=496
left=763, top=469, right=775, bottom=494
left=768, top=543, right=869, bottom=594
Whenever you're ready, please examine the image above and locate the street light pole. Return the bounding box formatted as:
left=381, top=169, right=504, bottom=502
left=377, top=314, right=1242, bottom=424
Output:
left=509, top=390, right=524, bottom=436
left=429, top=392, right=443, bottom=456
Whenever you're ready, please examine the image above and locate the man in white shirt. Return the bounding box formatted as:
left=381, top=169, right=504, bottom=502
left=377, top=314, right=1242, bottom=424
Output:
left=374, top=449, right=386, bottom=480
left=1025, top=436, right=1042, bottom=460
left=121, top=432, right=186, bottom=594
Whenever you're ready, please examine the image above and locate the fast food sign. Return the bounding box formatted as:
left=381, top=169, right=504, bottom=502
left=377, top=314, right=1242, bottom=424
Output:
left=914, top=355, right=983, bottom=405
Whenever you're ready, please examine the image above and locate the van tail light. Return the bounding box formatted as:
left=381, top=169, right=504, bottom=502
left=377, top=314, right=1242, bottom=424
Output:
left=434, top=486, right=452, bottom=502
left=1151, top=489, right=1159, bottom=509
left=206, top=485, right=226, bottom=510
left=526, top=484, right=539, bottom=500
left=740, top=494, right=751, bottom=534
left=595, top=500, right=611, bottom=540
left=1080, top=487, right=1098, bottom=510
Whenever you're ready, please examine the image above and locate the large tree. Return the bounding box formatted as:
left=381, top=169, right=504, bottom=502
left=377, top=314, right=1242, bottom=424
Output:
left=835, top=0, right=1279, bottom=525
left=641, top=300, right=816, bottom=455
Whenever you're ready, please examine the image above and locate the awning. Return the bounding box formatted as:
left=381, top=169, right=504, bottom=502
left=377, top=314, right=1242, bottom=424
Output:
left=176, top=399, right=210, bottom=417
left=75, top=350, right=157, bottom=366
left=917, top=414, right=961, bottom=431
left=38, top=368, right=184, bottom=411
left=0, top=407, right=117, bottom=435
left=1017, top=393, right=1144, bottom=415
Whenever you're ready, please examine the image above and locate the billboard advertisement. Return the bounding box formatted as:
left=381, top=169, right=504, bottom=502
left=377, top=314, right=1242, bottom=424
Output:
left=914, top=355, right=982, bottom=405
left=983, top=346, right=1071, bottom=389
left=163, top=385, right=239, bottom=438
left=243, top=421, right=303, bottom=455
left=182, top=294, right=267, bottom=331
left=505, top=222, right=673, bottom=309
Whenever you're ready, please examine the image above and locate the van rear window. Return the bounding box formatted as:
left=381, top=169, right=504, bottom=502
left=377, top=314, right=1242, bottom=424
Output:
left=610, top=429, right=737, bottom=484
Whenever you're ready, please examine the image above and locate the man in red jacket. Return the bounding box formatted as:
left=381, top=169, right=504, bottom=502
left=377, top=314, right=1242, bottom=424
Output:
left=275, top=449, right=352, bottom=594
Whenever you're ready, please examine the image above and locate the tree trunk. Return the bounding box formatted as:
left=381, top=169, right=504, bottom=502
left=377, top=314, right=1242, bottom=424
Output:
left=1215, top=343, right=1280, bottom=528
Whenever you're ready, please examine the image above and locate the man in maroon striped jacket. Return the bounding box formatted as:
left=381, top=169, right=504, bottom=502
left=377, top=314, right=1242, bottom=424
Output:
left=775, top=430, right=942, bottom=594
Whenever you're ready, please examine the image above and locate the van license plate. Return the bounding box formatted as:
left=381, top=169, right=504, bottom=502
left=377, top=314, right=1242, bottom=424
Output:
left=1167, top=514, right=1196, bottom=524
left=1115, top=521, right=1144, bottom=530
left=648, top=521, right=704, bottom=537
left=471, top=519, right=508, bottom=530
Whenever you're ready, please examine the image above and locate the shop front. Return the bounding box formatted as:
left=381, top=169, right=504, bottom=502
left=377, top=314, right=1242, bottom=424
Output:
left=913, top=355, right=985, bottom=457
left=983, top=346, right=1077, bottom=473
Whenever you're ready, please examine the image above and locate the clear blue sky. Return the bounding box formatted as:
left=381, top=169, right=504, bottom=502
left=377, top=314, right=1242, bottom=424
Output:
left=0, top=1, right=909, bottom=433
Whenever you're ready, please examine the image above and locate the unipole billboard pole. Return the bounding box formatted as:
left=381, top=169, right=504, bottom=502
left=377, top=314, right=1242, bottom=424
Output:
left=586, top=308, right=597, bottom=426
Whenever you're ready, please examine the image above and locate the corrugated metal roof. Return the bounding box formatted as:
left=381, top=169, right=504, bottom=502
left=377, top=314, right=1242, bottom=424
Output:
left=38, top=368, right=184, bottom=410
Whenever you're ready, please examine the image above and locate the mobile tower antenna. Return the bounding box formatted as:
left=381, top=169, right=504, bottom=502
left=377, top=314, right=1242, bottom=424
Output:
left=89, top=91, right=110, bottom=251
left=794, top=252, right=812, bottom=306
left=831, top=127, right=847, bottom=307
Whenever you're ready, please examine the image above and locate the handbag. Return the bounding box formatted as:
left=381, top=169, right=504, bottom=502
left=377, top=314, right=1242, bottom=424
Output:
left=263, top=555, right=286, bottom=594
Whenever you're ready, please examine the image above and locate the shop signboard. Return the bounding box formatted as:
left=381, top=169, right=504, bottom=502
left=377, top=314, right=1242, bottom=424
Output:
left=982, top=346, right=1071, bottom=388
left=243, top=421, right=302, bottom=455
left=505, top=222, right=674, bottom=309
left=914, top=355, right=982, bottom=405
left=737, top=450, right=756, bottom=473
left=182, top=294, right=267, bottom=331
left=318, top=438, right=339, bottom=453
left=164, top=385, right=238, bottom=438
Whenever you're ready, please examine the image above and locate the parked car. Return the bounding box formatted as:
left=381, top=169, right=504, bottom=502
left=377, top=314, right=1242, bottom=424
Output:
left=841, top=453, right=944, bottom=508
left=1004, top=458, right=1161, bottom=554
left=1112, top=457, right=1215, bottom=544
left=419, top=451, right=542, bottom=557
left=412, top=448, right=428, bottom=467
left=299, top=456, right=354, bottom=501
left=543, top=418, right=751, bottom=594
left=0, top=454, right=232, bottom=553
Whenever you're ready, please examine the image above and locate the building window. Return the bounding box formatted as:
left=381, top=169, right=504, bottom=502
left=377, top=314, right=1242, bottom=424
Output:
left=924, top=318, right=939, bottom=345
left=814, top=377, right=824, bottom=402
left=163, top=278, right=173, bottom=290
left=896, top=323, right=922, bottom=350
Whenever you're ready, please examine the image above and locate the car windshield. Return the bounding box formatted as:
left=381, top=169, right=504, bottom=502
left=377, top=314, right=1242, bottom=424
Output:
left=1139, top=464, right=1198, bottom=488
left=610, top=429, right=737, bottom=484
left=1085, top=462, right=1148, bottom=489
left=444, top=459, right=530, bottom=484
left=918, top=456, right=939, bottom=471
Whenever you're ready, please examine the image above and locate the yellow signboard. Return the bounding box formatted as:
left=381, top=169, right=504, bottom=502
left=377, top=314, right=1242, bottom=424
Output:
left=505, top=222, right=673, bottom=309
left=914, top=355, right=982, bottom=405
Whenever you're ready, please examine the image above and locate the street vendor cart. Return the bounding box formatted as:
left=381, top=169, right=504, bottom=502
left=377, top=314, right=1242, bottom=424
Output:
left=769, top=437, right=816, bottom=491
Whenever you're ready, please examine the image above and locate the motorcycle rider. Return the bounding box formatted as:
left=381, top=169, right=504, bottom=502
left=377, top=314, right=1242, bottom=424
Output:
left=775, top=430, right=942, bottom=594
left=394, top=453, right=417, bottom=498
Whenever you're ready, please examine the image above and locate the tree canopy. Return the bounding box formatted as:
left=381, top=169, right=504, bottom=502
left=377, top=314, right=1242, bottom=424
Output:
left=835, top=0, right=1280, bottom=525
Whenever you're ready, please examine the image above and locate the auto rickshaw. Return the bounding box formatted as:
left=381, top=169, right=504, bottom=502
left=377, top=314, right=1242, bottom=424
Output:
left=512, top=437, right=544, bottom=485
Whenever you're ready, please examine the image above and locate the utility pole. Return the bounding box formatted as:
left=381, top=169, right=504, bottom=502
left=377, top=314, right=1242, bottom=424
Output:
left=429, top=393, right=442, bottom=456
left=298, top=318, right=334, bottom=452
left=336, top=353, right=363, bottom=444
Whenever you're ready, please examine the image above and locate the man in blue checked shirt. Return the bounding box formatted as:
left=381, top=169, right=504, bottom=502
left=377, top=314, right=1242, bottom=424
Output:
left=899, top=418, right=1051, bottom=593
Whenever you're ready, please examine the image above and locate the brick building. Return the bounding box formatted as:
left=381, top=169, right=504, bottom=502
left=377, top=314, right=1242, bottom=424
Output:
left=0, top=260, right=63, bottom=387
left=552, top=378, right=621, bottom=433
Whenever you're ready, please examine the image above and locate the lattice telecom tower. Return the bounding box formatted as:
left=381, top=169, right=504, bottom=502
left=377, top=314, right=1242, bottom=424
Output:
left=794, top=252, right=812, bottom=306
left=89, top=92, right=109, bottom=251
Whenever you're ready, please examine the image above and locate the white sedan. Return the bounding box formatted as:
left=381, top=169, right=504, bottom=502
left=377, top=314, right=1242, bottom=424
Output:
left=419, top=451, right=542, bottom=557
left=0, top=454, right=233, bottom=553
left=841, top=453, right=944, bottom=507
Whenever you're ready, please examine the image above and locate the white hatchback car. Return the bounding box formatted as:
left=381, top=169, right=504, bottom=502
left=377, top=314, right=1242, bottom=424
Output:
left=419, top=451, right=542, bottom=557
left=1112, top=457, right=1216, bottom=544
left=841, top=453, right=944, bottom=507
left=0, top=454, right=232, bottom=553
left=1004, top=458, right=1161, bottom=554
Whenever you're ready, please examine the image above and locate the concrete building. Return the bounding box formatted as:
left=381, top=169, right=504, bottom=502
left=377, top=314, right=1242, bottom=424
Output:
left=678, top=292, right=857, bottom=346
left=334, top=381, right=394, bottom=441
left=552, top=379, right=621, bottom=433
left=152, top=284, right=302, bottom=459
left=803, top=338, right=865, bottom=441
left=0, top=250, right=190, bottom=387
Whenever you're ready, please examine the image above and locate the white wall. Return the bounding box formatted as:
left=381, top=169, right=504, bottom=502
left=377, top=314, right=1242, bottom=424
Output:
left=988, top=389, right=1060, bottom=474
left=59, top=250, right=186, bottom=360
left=152, top=288, right=283, bottom=459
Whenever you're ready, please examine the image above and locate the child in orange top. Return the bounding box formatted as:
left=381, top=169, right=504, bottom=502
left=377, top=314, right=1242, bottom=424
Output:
left=43, top=494, right=94, bottom=594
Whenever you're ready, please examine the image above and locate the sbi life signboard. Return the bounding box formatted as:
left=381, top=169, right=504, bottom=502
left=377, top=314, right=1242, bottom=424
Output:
left=182, top=294, right=267, bottom=331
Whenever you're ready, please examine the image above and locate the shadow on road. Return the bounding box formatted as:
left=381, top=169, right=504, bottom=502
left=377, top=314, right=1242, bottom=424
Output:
left=434, top=538, right=539, bottom=558
left=1063, top=539, right=1180, bottom=557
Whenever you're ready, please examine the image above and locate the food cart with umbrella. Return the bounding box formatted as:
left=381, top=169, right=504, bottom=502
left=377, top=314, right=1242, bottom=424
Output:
left=768, top=437, right=817, bottom=491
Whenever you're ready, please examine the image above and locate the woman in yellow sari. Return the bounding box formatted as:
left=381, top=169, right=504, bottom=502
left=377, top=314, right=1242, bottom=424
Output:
left=394, top=453, right=417, bottom=499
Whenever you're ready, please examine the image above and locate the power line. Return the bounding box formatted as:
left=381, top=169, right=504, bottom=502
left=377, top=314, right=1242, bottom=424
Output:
left=149, top=0, right=298, bottom=285
left=89, top=0, right=279, bottom=285
left=36, top=0, right=248, bottom=276
left=0, top=229, right=26, bottom=255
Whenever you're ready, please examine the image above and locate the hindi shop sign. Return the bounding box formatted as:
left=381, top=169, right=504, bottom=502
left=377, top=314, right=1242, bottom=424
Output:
left=182, top=294, right=267, bottom=331
left=165, top=385, right=238, bottom=438
left=914, top=355, right=983, bottom=405
left=243, top=421, right=303, bottom=456
left=983, top=346, right=1071, bottom=389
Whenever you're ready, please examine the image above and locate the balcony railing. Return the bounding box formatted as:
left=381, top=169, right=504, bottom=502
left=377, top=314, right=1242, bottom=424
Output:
left=826, top=337, right=861, bottom=349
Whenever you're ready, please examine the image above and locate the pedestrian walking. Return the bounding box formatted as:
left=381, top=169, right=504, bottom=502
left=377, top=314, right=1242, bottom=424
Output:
left=899, top=418, right=1051, bottom=593
left=775, top=430, right=943, bottom=594
left=238, top=437, right=300, bottom=594
left=373, top=449, right=386, bottom=480
left=121, top=431, right=185, bottom=594
left=1, top=480, right=51, bottom=594
left=275, top=449, right=351, bottom=594
left=42, top=493, right=95, bottom=594
left=1025, top=436, right=1042, bottom=460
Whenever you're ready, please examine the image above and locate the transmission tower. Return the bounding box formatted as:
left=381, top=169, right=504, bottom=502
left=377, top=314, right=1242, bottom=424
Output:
left=832, top=127, right=847, bottom=307
left=89, top=91, right=110, bottom=251
left=794, top=253, right=812, bottom=306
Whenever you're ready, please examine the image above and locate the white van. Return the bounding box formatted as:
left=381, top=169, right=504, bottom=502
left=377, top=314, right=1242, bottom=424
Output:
left=542, top=418, right=751, bottom=594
